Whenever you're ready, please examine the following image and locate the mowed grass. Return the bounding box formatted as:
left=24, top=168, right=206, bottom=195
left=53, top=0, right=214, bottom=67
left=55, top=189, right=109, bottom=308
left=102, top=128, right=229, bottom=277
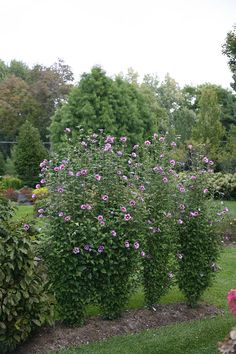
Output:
left=51, top=247, right=236, bottom=354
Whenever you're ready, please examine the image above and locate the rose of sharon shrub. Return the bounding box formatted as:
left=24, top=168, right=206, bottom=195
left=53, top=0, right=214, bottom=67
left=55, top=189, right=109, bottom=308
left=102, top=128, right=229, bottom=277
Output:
left=40, top=132, right=146, bottom=323
left=176, top=156, right=225, bottom=307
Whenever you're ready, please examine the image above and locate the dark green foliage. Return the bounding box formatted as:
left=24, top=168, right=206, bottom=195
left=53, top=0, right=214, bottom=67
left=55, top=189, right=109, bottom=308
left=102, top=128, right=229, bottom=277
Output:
left=176, top=172, right=222, bottom=307
left=0, top=197, right=53, bottom=353
left=13, top=121, right=48, bottom=187
left=223, top=24, right=236, bottom=92
left=0, top=150, right=5, bottom=176
left=50, top=66, right=157, bottom=147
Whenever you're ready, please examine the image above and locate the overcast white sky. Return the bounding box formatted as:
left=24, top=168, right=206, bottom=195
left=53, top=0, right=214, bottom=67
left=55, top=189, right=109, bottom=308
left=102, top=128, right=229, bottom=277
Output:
left=0, top=0, right=235, bottom=88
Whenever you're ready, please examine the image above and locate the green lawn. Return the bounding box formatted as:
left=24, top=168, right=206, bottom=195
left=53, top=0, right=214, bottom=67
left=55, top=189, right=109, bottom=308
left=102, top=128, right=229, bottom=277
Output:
left=51, top=247, right=236, bottom=354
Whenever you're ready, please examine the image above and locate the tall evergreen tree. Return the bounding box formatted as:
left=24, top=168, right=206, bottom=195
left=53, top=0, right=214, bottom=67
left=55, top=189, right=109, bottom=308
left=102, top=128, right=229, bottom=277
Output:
left=13, top=121, right=48, bottom=186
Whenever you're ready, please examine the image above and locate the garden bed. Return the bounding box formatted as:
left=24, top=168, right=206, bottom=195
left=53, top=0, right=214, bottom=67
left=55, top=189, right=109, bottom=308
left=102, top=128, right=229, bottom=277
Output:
left=12, top=303, right=222, bottom=354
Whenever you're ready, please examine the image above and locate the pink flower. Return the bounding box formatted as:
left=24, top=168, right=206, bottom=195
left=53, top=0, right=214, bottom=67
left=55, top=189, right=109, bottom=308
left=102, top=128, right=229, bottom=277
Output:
left=101, top=194, right=109, bottom=201
left=227, top=289, right=236, bottom=315
left=104, top=143, right=112, bottom=151
left=98, top=245, right=105, bottom=253
left=117, top=151, right=123, bottom=157
left=32, top=194, right=36, bottom=199
left=105, top=135, right=115, bottom=143
left=180, top=204, right=185, bottom=210
left=208, top=160, right=214, bottom=165
left=64, top=127, right=71, bottom=133
left=153, top=133, right=158, bottom=139
left=188, top=144, right=193, bottom=150
left=35, top=184, right=41, bottom=189
left=159, top=136, right=165, bottom=142
left=40, top=178, right=46, bottom=184
left=131, top=152, right=137, bottom=158
left=179, top=186, right=185, bottom=193
left=171, top=141, right=177, bottom=147
left=59, top=164, right=65, bottom=170
left=57, top=187, right=64, bottom=193
left=202, top=156, right=209, bottom=163
left=64, top=216, right=71, bottom=222
left=58, top=212, right=64, bottom=217
left=134, top=241, right=140, bottom=250
left=178, top=219, right=183, bottom=224
left=124, top=214, right=132, bottom=221
left=38, top=208, right=44, bottom=214
left=95, top=174, right=101, bottom=181
left=100, top=220, right=105, bottom=226
left=73, top=247, right=80, bottom=254
left=140, top=250, right=146, bottom=257
left=169, top=159, right=176, bottom=166
left=144, top=140, right=151, bottom=145
left=23, top=223, right=30, bottom=231
left=190, top=211, right=199, bottom=217
left=163, top=177, right=168, bottom=183
left=133, top=144, right=139, bottom=150
left=68, top=170, right=74, bottom=176
left=54, top=167, right=59, bottom=172
left=203, top=188, right=209, bottom=194
left=120, top=136, right=127, bottom=143
left=97, top=215, right=104, bottom=221
left=124, top=240, right=130, bottom=248
left=121, top=206, right=127, bottom=213
left=129, top=200, right=136, bottom=207
left=81, top=169, right=88, bottom=176
left=139, top=185, right=145, bottom=191
left=190, top=175, right=197, bottom=180
left=111, top=230, right=117, bottom=237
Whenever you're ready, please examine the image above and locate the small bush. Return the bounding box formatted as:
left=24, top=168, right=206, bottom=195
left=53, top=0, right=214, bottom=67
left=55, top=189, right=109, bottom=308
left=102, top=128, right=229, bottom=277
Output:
left=0, top=176, right=23, bottom=190
left=3, top=188, right=18, bottom=202
left=0, top=216, right=53, bottom=353
left=207, top=173, right=236, bottom=200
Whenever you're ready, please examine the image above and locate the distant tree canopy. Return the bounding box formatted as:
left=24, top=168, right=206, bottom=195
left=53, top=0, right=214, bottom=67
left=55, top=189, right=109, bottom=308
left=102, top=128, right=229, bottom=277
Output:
left=50, top=66, right=160, bottom=147
left=0, top=59, right=73, bottom=142
left=223, top=24, right=236, bottom=92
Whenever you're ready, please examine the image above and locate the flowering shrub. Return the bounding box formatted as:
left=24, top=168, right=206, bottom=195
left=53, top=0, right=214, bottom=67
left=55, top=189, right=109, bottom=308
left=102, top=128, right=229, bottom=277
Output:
left=0, top=197, right=53, bottom=353
left=40, top=132, right=145, bottom=323
left=139, top=136, right=178, bottom=306
left=176, top=154, right=225, bottom=307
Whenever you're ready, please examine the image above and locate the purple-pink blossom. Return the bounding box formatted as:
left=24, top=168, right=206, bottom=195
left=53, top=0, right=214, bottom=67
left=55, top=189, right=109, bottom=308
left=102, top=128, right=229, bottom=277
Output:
left=68, top=170, right=74, bottom=176
left=111, top=230, right=117, bottom=237
left=64, top=127, right=71, bottom=133
left=64, top=216, right=71, bottom=222
left=101, top=195, right=109, bottom=201
left=124, top=213, right=132, bottom=221
left=171, top=141, right=177, bottom=147
left=180, top=204, right=185, bottom=210
left=124, top=240, right=130, bottom=248
left=58, top=211, right=64, bottom=217
left=203, top=188, right=209, bottom=194
left=73, top=247, right=80, bottom=254
left=38, top=208, right=44, bottom=214
left=104, top=143, right=112, bottom=151
left=84, top=244, right=92, bottom=252
left=97, top=215, right=104, bottom=221
left=117, top=151, right=123, bottom=157
left=35, top=184, right=41, bottom=189
left=95, top=174, right=102, bottom=181
left=23, top=224, right=30, bottom=231
left=98, top=245, right=105, bottom=253
left=202, top=156, right=209, bottom=163
left=54, top=167, right=59, bottom=172
left=129, top=200, right=136, bottom=207
left=140, top=250, right=146, bottom=257
left=40, top=178, right=46, bottom=184
left=163, top=177, right=168, bottom=183
left=190, top=211, right=199, bottom=217
left=105, top=135, right=115, bottom=143
left=134, top=241, right=140, bottom=250
left=153, top=133, right=158, bottom=139
left=59, top=164, right=65, bottom=170
left=120, top=136, right=127, bottom=143
left=190, top=175, right=197, bottom=180
left=121, top=206, right=127, bottom=213
left=170, top=159, right=176, bottom=166
left=178, top=219, right=184, bottom=224
left=139, top=185, right=145, bottom=191
left=159, top=136, right=165, bottom=142
left=131, top=152, right=137, bottom=158
left=144, top=140, right=151, bottom=145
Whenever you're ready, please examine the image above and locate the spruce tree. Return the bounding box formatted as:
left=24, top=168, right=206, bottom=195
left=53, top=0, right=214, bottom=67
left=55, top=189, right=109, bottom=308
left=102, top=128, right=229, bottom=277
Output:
left=13, top=121, right=48, bottom=186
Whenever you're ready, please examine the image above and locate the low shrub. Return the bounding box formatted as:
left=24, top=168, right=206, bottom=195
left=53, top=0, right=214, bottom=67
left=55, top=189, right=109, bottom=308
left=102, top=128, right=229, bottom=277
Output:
left=207, top=173, right=236, bottom=200
left=0, top=176, right=23, bottom=190
left=4, top=188, right=18, bottom=202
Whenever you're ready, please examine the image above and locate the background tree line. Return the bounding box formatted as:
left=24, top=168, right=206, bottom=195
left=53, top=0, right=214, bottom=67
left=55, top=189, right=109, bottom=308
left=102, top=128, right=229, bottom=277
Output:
left=0, top=24, right=235, bottom=185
